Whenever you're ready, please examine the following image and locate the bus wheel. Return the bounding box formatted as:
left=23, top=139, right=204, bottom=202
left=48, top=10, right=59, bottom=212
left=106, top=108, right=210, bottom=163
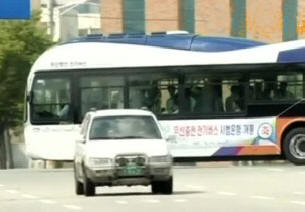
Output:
left=284, top=127, right=305, bottom=165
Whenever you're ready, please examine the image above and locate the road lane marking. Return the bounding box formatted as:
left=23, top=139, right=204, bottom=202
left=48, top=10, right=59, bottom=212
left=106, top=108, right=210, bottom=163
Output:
left=0, top=184, right=4, bottom=187
left=250, top=195, right=275, bottom=200
left=290, top=201, right=305, bottom=205
left=143, top=199, right=160, bottom=203
left=115, top=200, right=128, bottom=204
left=174, top=199, right=188, bottom=202
left=293, top=192, right=305, bottom=195
left=22, top=194, right=38, bottom=199
left=266, top=168, right=284, bottom=172
left=216, top=191, right=237, bottom=196
left=39, top=199, right=57, bottom=204
left=5, top=189, right=18, bottom=194
left=63, top=205, right=83, bottom=210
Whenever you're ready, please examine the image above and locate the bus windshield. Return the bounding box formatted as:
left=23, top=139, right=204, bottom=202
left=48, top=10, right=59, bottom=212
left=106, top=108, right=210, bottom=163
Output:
left=89, top=116, right=162, bottom=140
left=31, top=76, right=72, bottom=123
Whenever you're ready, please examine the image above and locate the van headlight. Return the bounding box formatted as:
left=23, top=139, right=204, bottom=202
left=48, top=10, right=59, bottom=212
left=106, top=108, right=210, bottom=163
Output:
left=150, top=155, right=172, bottom=163
left=87, top=157, right=112, bottom=167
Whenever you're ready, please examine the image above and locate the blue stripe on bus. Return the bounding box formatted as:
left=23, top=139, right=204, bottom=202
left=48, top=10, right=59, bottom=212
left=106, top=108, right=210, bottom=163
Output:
left=213, top=147, right=243, bottom=156
left=277, top=47, right=305, bottom=63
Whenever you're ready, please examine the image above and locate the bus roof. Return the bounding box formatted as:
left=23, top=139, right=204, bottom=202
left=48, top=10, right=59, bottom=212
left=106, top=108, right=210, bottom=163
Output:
left=30, top=33, right=305, bottom=73
left=65, top=32, right=266, bottom=52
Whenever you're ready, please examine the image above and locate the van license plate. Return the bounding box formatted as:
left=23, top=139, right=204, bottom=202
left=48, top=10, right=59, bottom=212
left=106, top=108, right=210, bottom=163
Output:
left=122, top=166, right=143, bottom=176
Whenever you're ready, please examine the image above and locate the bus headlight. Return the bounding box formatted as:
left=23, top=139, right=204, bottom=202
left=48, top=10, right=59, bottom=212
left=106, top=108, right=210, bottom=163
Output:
left=150, top=155, right=172, bottom=163
left=87, top=157, right=112, bottom=167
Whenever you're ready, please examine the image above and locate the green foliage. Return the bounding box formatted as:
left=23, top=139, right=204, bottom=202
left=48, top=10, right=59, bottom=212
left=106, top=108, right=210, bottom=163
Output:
left=0, top=11, right=53, bottom=126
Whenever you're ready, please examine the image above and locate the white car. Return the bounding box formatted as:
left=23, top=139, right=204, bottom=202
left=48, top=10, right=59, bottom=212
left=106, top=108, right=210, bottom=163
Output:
left=74, top=109, right=173, bottom=196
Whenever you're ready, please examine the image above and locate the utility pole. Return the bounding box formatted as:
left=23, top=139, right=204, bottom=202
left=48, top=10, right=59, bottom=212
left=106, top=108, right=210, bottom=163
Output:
left=47, top=0, right=54, bottom=38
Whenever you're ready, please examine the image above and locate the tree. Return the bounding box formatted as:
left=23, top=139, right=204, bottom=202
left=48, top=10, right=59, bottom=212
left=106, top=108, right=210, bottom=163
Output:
left=0, top=12, right=53, bottom=169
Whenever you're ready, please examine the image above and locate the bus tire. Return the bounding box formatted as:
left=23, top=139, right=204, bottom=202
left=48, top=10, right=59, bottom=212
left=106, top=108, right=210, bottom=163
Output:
left=284, top=127, right=305, bottom=165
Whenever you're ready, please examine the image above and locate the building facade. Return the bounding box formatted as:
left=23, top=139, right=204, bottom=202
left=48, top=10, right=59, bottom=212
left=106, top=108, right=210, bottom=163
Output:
left=36, top=0, right=101, bottom=42
left=100, top=0, right=305, bottom=43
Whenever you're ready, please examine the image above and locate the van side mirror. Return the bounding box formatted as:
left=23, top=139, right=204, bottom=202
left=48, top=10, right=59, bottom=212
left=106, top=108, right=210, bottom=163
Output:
left=76, top=135, right=86, bottom=144
left=27, top=91, right=33, bottom=103
left=166, top=134, right=176, bottom=143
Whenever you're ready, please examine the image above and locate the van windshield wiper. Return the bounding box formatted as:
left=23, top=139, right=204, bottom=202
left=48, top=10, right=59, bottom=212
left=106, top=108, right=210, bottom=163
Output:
left=90, top=136, right=116, bottom=139
left=115, top=136, right=148, bottom=139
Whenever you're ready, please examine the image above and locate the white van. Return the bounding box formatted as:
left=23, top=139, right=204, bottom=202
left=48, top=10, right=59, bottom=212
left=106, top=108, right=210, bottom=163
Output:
left=74, top=109, right=173, bottom=196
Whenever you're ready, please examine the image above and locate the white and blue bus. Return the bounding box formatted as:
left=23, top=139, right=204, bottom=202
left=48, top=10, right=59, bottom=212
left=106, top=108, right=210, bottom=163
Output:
left=24, top=31, right=305, bottom=164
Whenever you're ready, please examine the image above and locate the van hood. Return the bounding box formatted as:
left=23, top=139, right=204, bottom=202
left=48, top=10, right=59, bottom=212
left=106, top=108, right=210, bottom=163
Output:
left=85, top=139, right=169, bottom=158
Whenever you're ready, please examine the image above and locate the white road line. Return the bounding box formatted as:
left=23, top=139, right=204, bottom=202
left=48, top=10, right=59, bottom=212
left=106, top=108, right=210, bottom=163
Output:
left=5, top=189, right=18, bottom=194
left=217, top=191, right=237, bottom=196
left=290, top=200, right=305, bottom=206
left=293, top=192, right=305, bottom=195
left=174, top=199, right=188, bottom=202
left=143, top=199, right=160, bottom=203
left=115, top=200, right=128, bottom=204
left=250, top=195, right=275, bottom=200
left=39, top=199, right=57, bottom=204
left=63, top=205, right=83, bottom=210
left=266, top=168, right=284, bottom=172
left=0, top=184, right=4, bottom=187
left=22, top=194, right=38, bottom=199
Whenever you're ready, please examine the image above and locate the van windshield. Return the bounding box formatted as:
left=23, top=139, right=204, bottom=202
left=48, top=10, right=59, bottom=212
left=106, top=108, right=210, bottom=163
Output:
left=89, top=115, right=162, bottom=140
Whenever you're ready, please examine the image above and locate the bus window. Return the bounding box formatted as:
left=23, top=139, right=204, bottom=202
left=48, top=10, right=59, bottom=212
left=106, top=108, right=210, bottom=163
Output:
left=80, top=76, right=124, bottom=118
left=31, top=77, right=72, bottom=123
left=183, top=75, right=245, bottom=114
left=249, top=73, right=303, bottom=102
left=184, top=77, right=215, bottom=113
left=275, top=74, right=303, bottom=100
left=128, top=74, right=179, bottom=114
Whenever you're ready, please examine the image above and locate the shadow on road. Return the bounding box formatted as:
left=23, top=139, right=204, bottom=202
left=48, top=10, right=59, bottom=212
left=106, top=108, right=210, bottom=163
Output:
left=94, top=190, right=205, bottom=197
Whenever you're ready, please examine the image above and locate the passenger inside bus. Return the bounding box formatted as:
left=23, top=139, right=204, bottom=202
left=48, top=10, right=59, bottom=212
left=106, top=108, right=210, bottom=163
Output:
left=225, top=85, right=242, bottom=112
left=262, top=82, right=275, bottom=100
left=184, top=87, right=196, bottom=112
left=253, top=82, right=264, bottom=100
left=274, top=81, right=294, bottom=99
left=146, top=82, right=161, bottom=113
left=166, top=85, right=178, bottom=114
left=193, top=84, right=214, bottom=113
left=58, top=104, right=69, bottom=118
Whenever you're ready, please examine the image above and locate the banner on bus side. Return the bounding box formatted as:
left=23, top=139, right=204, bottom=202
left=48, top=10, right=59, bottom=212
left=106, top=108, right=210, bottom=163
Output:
left=160, top=117, right=277, bottom=157
left=0, top=0, right=31, bottom=20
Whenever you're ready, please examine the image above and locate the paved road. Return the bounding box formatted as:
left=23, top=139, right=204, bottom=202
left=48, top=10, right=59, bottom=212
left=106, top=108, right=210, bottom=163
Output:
left=1, top=163, right=305, bottom=212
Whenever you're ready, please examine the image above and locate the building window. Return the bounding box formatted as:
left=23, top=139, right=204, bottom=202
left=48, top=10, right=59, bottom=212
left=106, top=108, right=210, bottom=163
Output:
left=180, top=0, right=195, bottom=33
left=124, top=0, right=145, bottom=33
left=283, top=0, right=298, bottom=41
left=230, top=0, right=247, bottom=37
